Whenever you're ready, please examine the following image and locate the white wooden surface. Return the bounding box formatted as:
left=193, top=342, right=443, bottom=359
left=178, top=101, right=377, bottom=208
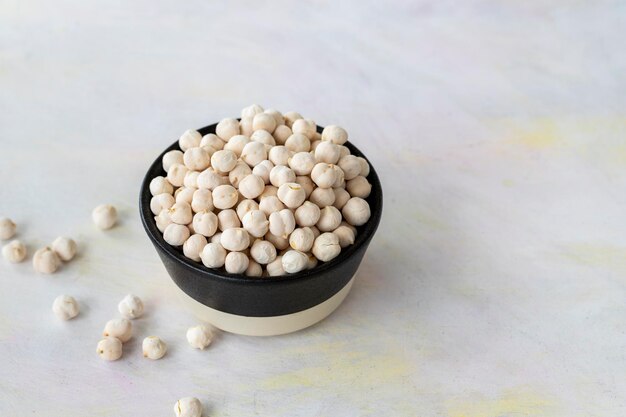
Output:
left=1, top=1, right=625, bottom=416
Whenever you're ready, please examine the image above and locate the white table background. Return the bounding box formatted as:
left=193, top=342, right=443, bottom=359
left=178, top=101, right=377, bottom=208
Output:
left=1, top=1, right=625, bottom=416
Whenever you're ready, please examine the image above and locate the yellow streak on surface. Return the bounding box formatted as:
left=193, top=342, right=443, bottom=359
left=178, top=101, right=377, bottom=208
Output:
left=447, top=388, right=554, bottom=417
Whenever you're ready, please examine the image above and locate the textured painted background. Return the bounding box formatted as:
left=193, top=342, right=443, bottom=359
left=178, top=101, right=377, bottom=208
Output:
left=1, top=1, right=625, bottom=416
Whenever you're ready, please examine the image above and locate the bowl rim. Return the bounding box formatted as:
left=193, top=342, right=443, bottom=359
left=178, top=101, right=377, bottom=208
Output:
left=139, top=122, right=383, bottom=285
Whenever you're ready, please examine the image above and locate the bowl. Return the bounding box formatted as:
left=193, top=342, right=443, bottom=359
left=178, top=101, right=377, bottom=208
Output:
left=139, top=122, right=383, bottom=336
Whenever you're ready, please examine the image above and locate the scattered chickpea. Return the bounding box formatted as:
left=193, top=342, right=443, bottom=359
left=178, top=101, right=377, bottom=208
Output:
left=97, top=337, right=123, bottom=361
left=51, top=236, right=77, bottom=262
left=92, top=204, right=118, bottom=230
left=186, top=324, right=214, bottom=350
left=2, top=240, right=26, bottom=263
left=118, top=294, right=144, bottom=319
left=142, top=336, right=167, bottom=359
left=174, top=397, right=203, bottom=417
left=33, top=247, right=61, bottom=274
left=103, top=318, right=133, bottom=343
left=52, top=295, right=79, bottom=320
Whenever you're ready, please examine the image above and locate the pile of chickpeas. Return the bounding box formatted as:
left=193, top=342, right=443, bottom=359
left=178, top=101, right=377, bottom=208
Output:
left=150, top=104, right=373, bottom=276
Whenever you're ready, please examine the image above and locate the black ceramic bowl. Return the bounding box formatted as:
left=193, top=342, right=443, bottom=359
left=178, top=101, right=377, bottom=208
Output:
left=140, top=122, right=382, bottom=335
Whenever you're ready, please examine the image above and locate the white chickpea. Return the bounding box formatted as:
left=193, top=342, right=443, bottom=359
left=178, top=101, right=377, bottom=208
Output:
left=250, top=239, right=277, bottom=264
left=264, top=108, right=285, bottom=126
left=228, top=161, right=252, bottom=188
left=241, top=141, right=267, bottom=167
left=310, top=140, right=321, bottom=152
left=155, top=209, right=172, bottom=232
left=92, top=204, right=117, bottom=230
left=295, top=176, right=315, bottom=198
left=309, top=187, right=336, bottom=208
left=142, top=336, right=167, bottom=360
left=183, top=234, right=208, bottom=261
left=307, top=253, right=318, bottom=269
left=346, top=175, right=372, bottom=198
left=149, top=176, right=174, bottom=196
left=191, top=189, right=213, bottom=213
left=167, top=163, right=189, bottom=187
left=283, top=111, right=303, bottom=128
left=292, top=119, right=316, bottom=140
left=238, top=174, right=265, bottom=199
left=200, top=133, right=225, bottom=150
left=268, top=146, right=293, bottom=166
left=239, top=117, right=253, bottom=136
left=51, top=236, right=77, bottom=262
left=338, top=155, right=361, bottom=180
left=210, top=150, right=238, bottom=173
left=273, top=125, right=292, bottom=145
left=342, top=197, right=371, bottom=226
left=333, top=187, right=351, bottom=210
left=266, top=256, right=285, bottom=276
left=269, top=165, right=296, bottom=187
left=103, top=318, right=133, bottom=343
left=33, top=247, right=61, bottom=274
left=183, top=147, right=210, bottom=171
left=97, top=337, right=122, bottom=361
left=312, top=232, right=341, bottom=262
left=317, top=206, right=342, bottom=232
left=264, top=231, right=289, bottom=251
left=224, top=251, right=249, bottom=274
left=215, top=118, right=240, bottom=141
left=284, top=133, right=311, bottom=152
left=197, top=168, right=227, bottom=190
left=52, top=295, right=79, bottom=320
left=212, top=184, right=238, bottom=209
left=277, top=183, right=306, bottom=209
left=310, top=163, right=337, bottom=188
left=310, top=225, right=321, bottom=239
left=2, top=240, right=26, bottom=263
left=333, top=224, right=356, bottom=248
left=250, top=129, right=276, bottom=146
left=236, top=199, right=260, bottom=221
left=251, top=159, right=273, bottom=184
left=314, top=140, right=341, bottom=165
left=245, top=260, right=263, bottom=277
left=259, top=185, right=278, bottom=199
left=294, top=201, right=321, bottom=227
left=186, top=324, right=213, bottom=350
left=174, top=397, right=203, bottom=417
left=282, top=250, right=308, bottom=274
left=289, top=227, right=315, bottom=252
left=162, top=150, right=184, bottom=173
left=357, top=156, right=370, bottom=176
left=210, top=232, right=222, bottom=244
left=168, top=202, right=192, bottom=225
left=150, top=193, right=175, bottom=215
left=223, top=135, right=250, bottom=157
left=321, top=125, right=348, bottom=145
left=338, top=145, right=351, bottom=158
left=259, top=195, right=285, bottom=216
left=241, top=104, right=264, bottom=119
left=163, top=223, right=190, bottom=246
left=118, top=294, right=144, bottom=319
left=200, top=242, right=226, bottom=268
left=252, top=113, right=277, bottom=133
left=218, top=209, right=241, bottom=231
left=269, top=209, right=296, bottom=238
left=192, top=211, right=218, bottom=237
left=242, top=210, right=270, bottom=238
left=288, top=152, right=315, bottom=175
left=179, top=129, right=202, bottom=151
left=175, top=187, right=196, bottom=205
left=332, top=164, right=345, bottom=188
left=220, top=228, right=250, bottom=251
left=184, top=171, right=200, bottom=188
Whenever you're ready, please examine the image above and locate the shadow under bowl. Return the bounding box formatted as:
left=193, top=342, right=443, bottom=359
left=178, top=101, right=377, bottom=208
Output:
left=140, top=123, right=383, bottom=336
